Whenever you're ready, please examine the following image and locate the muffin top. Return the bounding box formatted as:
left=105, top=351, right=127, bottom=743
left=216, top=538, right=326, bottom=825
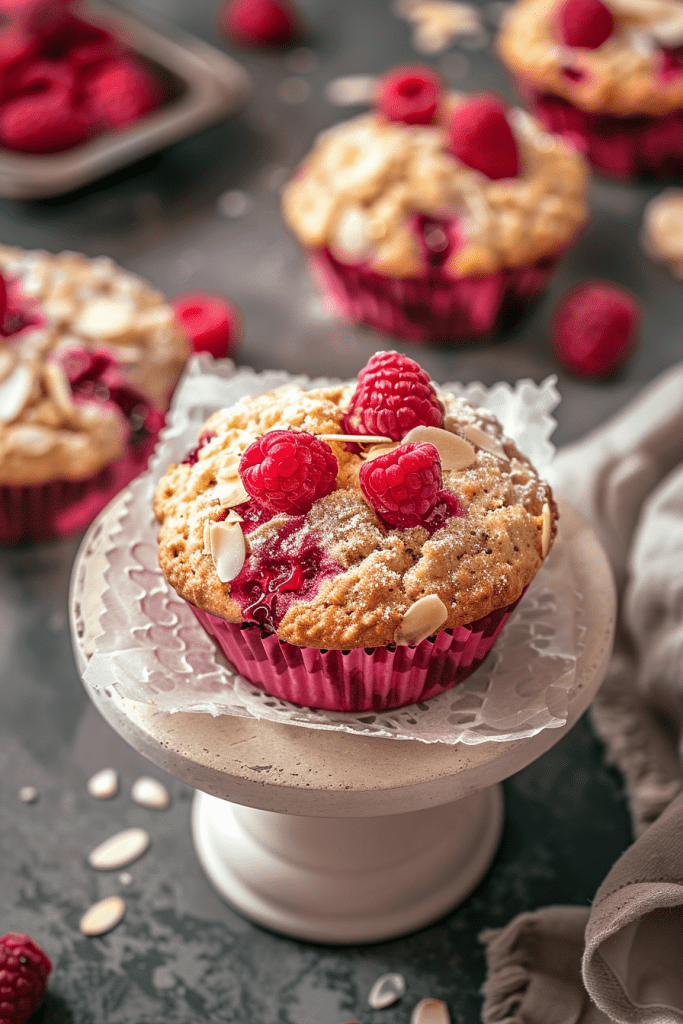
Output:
left=154, top=352, right=558, bottom=651
left=0, top=247, right=190, bottom=486
left=497, top=0, right=683, bottom=116
left=281, top=69, right=589, bottom=279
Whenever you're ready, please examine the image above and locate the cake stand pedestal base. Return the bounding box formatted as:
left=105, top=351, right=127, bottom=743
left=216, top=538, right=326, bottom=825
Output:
left=192, top=785, right=503, bottom=943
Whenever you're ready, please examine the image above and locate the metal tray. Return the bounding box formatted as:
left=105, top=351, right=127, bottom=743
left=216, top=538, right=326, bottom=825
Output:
left=0, top=1, right=250, bottom=200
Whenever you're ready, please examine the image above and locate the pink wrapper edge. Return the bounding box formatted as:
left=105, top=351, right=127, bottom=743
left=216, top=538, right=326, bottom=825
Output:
left=189, top=594, right=524, bottom=712
left=306, top=247, right=568, bottom=343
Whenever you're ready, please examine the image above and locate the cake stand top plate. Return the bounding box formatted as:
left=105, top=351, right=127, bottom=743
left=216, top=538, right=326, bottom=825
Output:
left=70, top=497, right=615, bottom=817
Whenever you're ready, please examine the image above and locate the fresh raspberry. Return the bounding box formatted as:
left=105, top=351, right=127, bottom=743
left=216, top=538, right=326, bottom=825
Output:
left=239, top=430, right=338, bottom=515
left=557, top=0, right=614, bottom=48
left=0, top=932, right=52, bottom=1024
left=0, top=0, right=71, bottom=36
left=39, top=14, right=120, bottom=66
left=376, top=65, right=442, bottom=126
left=84, top=56, right=161, bottom=130
left=344, top=351, right=443, bottom=441
left=6, top=58, right=76, bottom=100
left=359, top=442, right=441, bottom=529
left=0, top=28, right=38, bottom=99
left=172, top=292, right=240, bottom=359
left=0, top=85, right=91, bottom=152
left=219, top=0, right=302, bottom=47
left=449, top=95, right=519, bottom=180
left=551, top=281, right=640, bottom=379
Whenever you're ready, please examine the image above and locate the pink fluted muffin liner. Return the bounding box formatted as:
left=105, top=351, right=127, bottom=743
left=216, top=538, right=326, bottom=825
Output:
left=307, top=247, right=566, bottom=344
left=524, top=87, right=683, bottom=179
left=0, top=430, right=158, bottom=543
left=189, top=593, right=523, bottom=713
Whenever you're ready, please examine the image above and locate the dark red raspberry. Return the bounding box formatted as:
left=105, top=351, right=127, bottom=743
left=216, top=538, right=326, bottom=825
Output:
left=344, top=351, right=443, bottom=441
left=6, top=58, right=76, bottom=100
left=39, top=15, right=121, bottom=66
left=359, top=442, right=441, bottom=529
left=376, top=65, right=442, bottom=126
left=0, top=86, right=91, bottom=152
left=0, top=932, right=52, bottom=1024
left=239, top=430, right=338, bottom=515
left=172, top=292, right=240, bottom=359
left=449, top=95, right=519, bottom=180
left=84, top=56, right=161, bottom=130
left=219, top=0, right=302, bottom=47
left=551, top=281, right=640, bottom=379
left=557, top=0, right=614, bottom=48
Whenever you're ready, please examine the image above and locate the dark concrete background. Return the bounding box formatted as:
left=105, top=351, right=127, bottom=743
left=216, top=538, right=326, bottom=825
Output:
left=0, top=0, right=655, bottom=1019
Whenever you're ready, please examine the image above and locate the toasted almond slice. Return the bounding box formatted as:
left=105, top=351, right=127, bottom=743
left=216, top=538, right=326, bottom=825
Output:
left=395, top=595, right=448, bottom=646
left=134, top=306, right=175, bottom=330
left=6, top=424, right=56, bottom=456
left=74, top=297, right=134, bottom=339
left=462, top=423, right=508, bottom=462
left=0, top=345, right=17, bottom=384
left=216, top=460, right=241, bottom=482
left=411, top=999, right=451, bottom=1024
left=224, top=509, right=243, bottom=523
left=80, top=896, right=126, bottom=937
left=402, top=426, right=476, bottom=471
left=87, top=768, right=119, bottom=799
left=131, top=776, right=170, bottom=810
left=0, top=363, right=33, bottom=424
left=316, top=433, right=394, bottom=444
left=215, top=480, right=249, bottom=507
left=88, top=827, right=150, bottom=871
left=210, top=521, right=246, bottom=582
left=651, top=12, right=683, bottom=46
left=203, top=518, right=213, bottom=555
left=362, top=442, right=400, bottom=462
left=541, top=501, right=552, bottom=558
left=43, top=361, right=75, bottom=418
left=368, top=973, right=406, bottom=1009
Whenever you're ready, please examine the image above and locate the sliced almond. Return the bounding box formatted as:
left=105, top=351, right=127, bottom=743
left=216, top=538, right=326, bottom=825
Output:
left=214, top=480, right=249, bottom=507
left=131, top=776, right=170, bottom=810
left=395, top=595, right=448, bottom=646
left=216, top=459, right=241, bottom=482
left=411, top=999, right=451, bottom=1024
left=210, top=521, right=246, bottom=582
left=88, top=827, right=150, bottom=871
left=134, top=306, right=175, bottom=330
left=87, top=768, right=119, bottom=800
left=541, top=501, right=552, bottom=558
left=316, top=433, right=394, bottom=444
left=462, top=423, right=508, bottom=462
left=402, top=426, right=476, bottom=471
left=80, top=896, right=126, bottom=937
left=0, top=345, right=16, bottom=384
left=6, top=424, right=56, bottom=456
left=42, top=361, right=75, bottom=418
left=203, top=518, right=213, bottom=555
left=224, top=509, right=243, bottom=523
left=74, top=297, right=134, bottom=339
left=362, top=442, right=400, bottom=462
left=0, top=363, right=33, bottom=424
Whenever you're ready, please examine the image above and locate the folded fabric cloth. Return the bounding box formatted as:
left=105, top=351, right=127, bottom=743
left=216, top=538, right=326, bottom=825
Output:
left=480, top=362, right=683, bottom=1024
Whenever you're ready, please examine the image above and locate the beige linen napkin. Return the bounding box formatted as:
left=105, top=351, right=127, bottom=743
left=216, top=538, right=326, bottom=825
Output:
left=480, top=363, right=683, bottom=1024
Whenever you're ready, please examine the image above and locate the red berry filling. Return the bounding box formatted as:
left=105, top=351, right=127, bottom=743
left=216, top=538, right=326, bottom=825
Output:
left=0, top=275, right=44, bottom=335
left=229, top=517, right=342, bottom=632
left=84, top=55, right=161, bottom=131
left=182, top=430, right=217, bottom=466
left=344, top=351, right=443, bottom=441
left=0, top=932, right=52, bottom=1024
left=359, top=441, right=442, bottom=529
left=239, top=430, right=338, bottom=516
left=376, top=65, right=442, bottom=126
left=551, top=280, right=641, bottom=379
left=449, top=95, right=519, bottom=180
left=219, top=0, right=302, bottom=47
left=557, top=0, right=614, bottom=49
left=659, top=46, right=683, bottom=82
left=172, top=292, right=240, bottom=360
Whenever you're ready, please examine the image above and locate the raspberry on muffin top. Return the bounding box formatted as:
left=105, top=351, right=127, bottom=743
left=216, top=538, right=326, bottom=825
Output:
left=154, top=352, right=557, bottom=651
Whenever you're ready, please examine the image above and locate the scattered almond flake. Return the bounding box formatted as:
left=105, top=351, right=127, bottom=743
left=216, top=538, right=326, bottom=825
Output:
left=0, top=346, right=16, bottom=383
left=325, top=74, right=377, bottom=106
left=217, top=189, right=253, bottom=218
left=402, top=425, right=476, bottom=471
left=118, top=871, right=133, bottom=886
left=42, top=361, right=75, bottom=417
left=462, top=423, right=507, bottom=461
left=395, top=594, right=448, bottom=646
left=316, top=433, right=393, bottom=444
left=80, top=896, right=126, bottom=936
left=74, top=297, right=134, bottom=339
left=363, top=442, right=400, bottom=461
left=88, top=827, right=150, bottom=871
left=215, top=480, right=249, bottom=507
left=369, top=973, right=406, bottom=1009
left=18, top=785, right=38, bottom=803
left=131, top=776, right=170, bottom=810
left=541, top=502, right=551, bottom=558
left=210, top=521, right=246, bottom=582
left=278, top=75, right=311, bottom=104
left=411, top=998, right=451, bottom=1024
left=203, top=518, right=213, bottom=555
left=87, top=768, right=119, bottom=799
left=0, top=363, right=33, bottom=424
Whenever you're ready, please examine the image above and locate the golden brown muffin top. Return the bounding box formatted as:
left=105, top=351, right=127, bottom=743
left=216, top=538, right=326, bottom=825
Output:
left=497, top=0, right=683, bottom=116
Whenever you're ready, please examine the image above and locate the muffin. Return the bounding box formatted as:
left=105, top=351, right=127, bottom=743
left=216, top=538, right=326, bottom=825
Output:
left=0, top=246, right=190, bottom=542
left=497, top=0, right=683, bottom=178
left=154, top=351, right=558, bottom=712
left=281, top=66, right=589, bottom=344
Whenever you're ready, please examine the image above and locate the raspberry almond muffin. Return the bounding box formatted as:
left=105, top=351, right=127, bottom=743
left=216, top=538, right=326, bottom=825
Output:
left=281, top=66, right=589, bottom=343
left=0, top=246, right=190, bottom=542
left=154, top=352, right=558, bottom=712
left=497, top=0, right=683, bottom=177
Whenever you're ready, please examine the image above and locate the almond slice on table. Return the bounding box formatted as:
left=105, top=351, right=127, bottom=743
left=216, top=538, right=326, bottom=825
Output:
left=87, top=768, right=119, bottom=799
left=88, top=827, right=150, bottom=870
left=411, top=999, right=451, bottom=1024
left=131, top=776, right=170, bottom=810
left=80, top=896, right=126, bottom=937
left=462, top=423, right=508, bottom=462
left=210, top=521, right=246, bottom=582
left=0, top=363, right=33, bottom=424
left=401, top=425, right=476, bottom=471
left=395, top=594, right=448, bottom=646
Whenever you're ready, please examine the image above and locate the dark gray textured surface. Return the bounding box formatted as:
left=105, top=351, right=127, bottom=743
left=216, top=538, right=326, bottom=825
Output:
left=0, top=0, right=654, bottom=1019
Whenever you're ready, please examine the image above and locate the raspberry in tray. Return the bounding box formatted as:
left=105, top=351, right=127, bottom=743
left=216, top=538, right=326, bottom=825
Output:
left=154, top=351, right=558, bottom=712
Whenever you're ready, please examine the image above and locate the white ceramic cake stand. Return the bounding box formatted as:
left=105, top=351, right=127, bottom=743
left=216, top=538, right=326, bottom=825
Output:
left=70, top=499, right=615, bottom=944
